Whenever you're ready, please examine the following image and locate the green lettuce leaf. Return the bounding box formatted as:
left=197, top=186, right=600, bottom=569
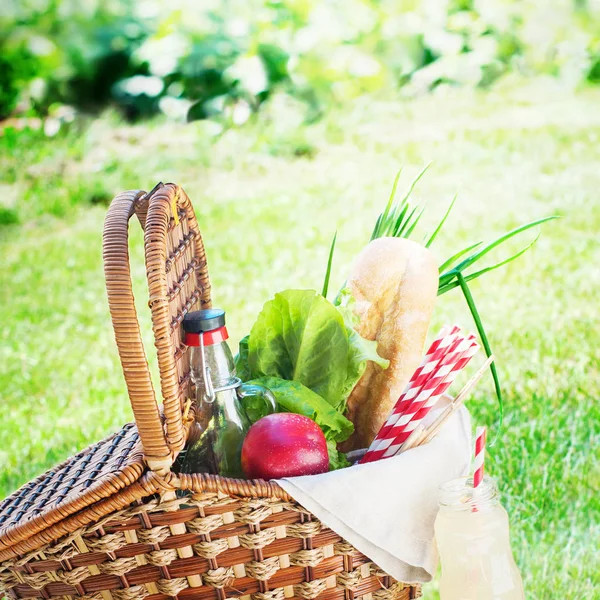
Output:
left=247, top=289, right=388, bottom=412
left=248, top=290, right=350, bottom=409
left=327, top=439, right=351, bottom=470
left=234, top=335, right=251, bottom=381
left=247, top=376, right=354, bottom=443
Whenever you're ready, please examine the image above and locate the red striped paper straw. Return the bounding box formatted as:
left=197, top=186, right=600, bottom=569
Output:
left=373, top=331, right=461, bottom=438
left=364, top=334, right=469, bottom=460
left=473, top=426, right=486, bottom=488
left=380, top=336, right=480, bottom=458
left=396, top=325, right=462, bottom=404
left=362, top=330, right=468, bottom=463
left=395, top=334, right=478, bottom=432
left=361, top=326, right=460, bottom=461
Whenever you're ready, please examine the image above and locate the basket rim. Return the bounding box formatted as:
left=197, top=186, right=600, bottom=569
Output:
left=0, top=424, right=291, bottom=563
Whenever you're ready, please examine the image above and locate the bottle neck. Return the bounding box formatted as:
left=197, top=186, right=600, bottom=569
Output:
left=438, top=476, right=499, bottom=511
left=190, top=339, right=236, bottom=388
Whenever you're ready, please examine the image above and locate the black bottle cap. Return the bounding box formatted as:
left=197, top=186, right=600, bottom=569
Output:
left=182, top=309, right=226, bottom=333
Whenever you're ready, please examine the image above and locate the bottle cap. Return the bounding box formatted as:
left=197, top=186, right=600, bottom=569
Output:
left=183, top=309, right=228, bottom=347
left=183, top=309, right=226, bottom=333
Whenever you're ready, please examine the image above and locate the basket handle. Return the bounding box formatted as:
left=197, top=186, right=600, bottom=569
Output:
left=103, top=189, right=172, bottom=467
left=143, top=184, right=211, bottom=467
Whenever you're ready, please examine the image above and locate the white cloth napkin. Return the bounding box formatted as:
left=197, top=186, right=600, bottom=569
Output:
left=278, top=401, right=472, bottom=584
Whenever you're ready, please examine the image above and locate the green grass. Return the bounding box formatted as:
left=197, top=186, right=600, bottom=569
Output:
left=1, top=85, right=599, bottom=599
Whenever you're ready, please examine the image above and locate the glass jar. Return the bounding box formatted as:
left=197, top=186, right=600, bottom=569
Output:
left=176, top=309, right=276, bottom=478
left=434, top=476, right=525, bottom=600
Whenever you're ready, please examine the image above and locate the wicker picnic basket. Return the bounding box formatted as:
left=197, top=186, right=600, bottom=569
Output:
left=0, top=184, right=421, bottom=600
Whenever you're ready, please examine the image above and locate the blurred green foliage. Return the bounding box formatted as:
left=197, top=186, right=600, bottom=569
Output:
left=1, top=0, right=600, bottom=123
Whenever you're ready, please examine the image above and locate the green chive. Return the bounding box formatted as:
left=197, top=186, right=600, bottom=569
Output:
left=391, top=202, right=411, bottom=236
left=438, top=241, right=484, bottom=273
left=322, top=230, right=337, bottom=299
left=404, top=205, right=426, bottom=238
left=398, top=162, right=431, bottom=206
left=373, top=168, right=403, bottom=239
left=451, top=216, right=558, bottom=275
left=438, top=231, right=542, bottom=295
left=455, top=272, right=503, bottom=444
left=426, top=193, right=457, bottom=248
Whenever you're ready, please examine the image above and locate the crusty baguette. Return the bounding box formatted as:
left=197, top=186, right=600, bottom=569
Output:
left=342, top=237, right=439, bottom=450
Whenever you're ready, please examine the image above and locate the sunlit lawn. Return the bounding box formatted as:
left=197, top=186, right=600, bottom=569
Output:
left=1, top=84, right=599, bottom=599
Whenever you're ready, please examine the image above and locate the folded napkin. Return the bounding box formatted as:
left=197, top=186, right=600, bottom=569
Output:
left=278, top=401, right=472, bottom=584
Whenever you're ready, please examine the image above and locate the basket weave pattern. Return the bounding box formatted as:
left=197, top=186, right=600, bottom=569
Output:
left=0, top=492, right=418, bottom=600
left=0, top=184, right=421, bottom=600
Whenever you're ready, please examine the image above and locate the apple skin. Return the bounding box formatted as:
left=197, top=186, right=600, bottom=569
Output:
left=241, top=413, right=329, bottom=480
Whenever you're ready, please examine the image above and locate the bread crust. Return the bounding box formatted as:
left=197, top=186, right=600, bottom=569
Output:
left=342, top=237, right=439, bottom=450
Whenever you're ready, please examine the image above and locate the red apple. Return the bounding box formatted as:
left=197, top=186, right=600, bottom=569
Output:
left=241, top=413, right=329, bottom=480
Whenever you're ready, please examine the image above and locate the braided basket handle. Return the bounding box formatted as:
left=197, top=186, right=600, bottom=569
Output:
left=103, top=189, right=172, bottom=466
left=104, top=185, right=211, bottom=472
left=144, top=184, right=211, bottom=471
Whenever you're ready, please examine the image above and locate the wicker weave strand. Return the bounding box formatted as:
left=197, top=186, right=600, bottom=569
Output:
left=234, top=504, right=274, bottom=525
left=145, top=548, right=179, bottom=566
left=112, top=585, right=148, bottom=600
left=290, top=548, right=325, bottom=568
left=294, top=579, right=328, bottom=599
left=56, top=566, right=90, bottom=586
left=245, top=557, right=281, bottom=581
left=337, top=567, right=363, bottom=589
left=135, top=526, right=170, bottom=545
left=156, top=577, right=189, bottom=596
left=239, top=528, right=278, bottom=549
left=85, top=532, right=127, bottom=553
left=334, top=542, right=356, bottom=555
left=203, top=566, right=235, bottom=588
left=192, top=538, right=229, bottom=558
left=287, top=522, right=321, bottom=538
left=252, top=588, right=286, bottom=600
left=374, top=582, right=411, bottom=600
left=0, top=569, right=20, bottom=591
left=99, top=557, right=140, bottom=576
left=186, top=514, right=224, bottom=535
left=80, top=594, right=105, bottom=600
